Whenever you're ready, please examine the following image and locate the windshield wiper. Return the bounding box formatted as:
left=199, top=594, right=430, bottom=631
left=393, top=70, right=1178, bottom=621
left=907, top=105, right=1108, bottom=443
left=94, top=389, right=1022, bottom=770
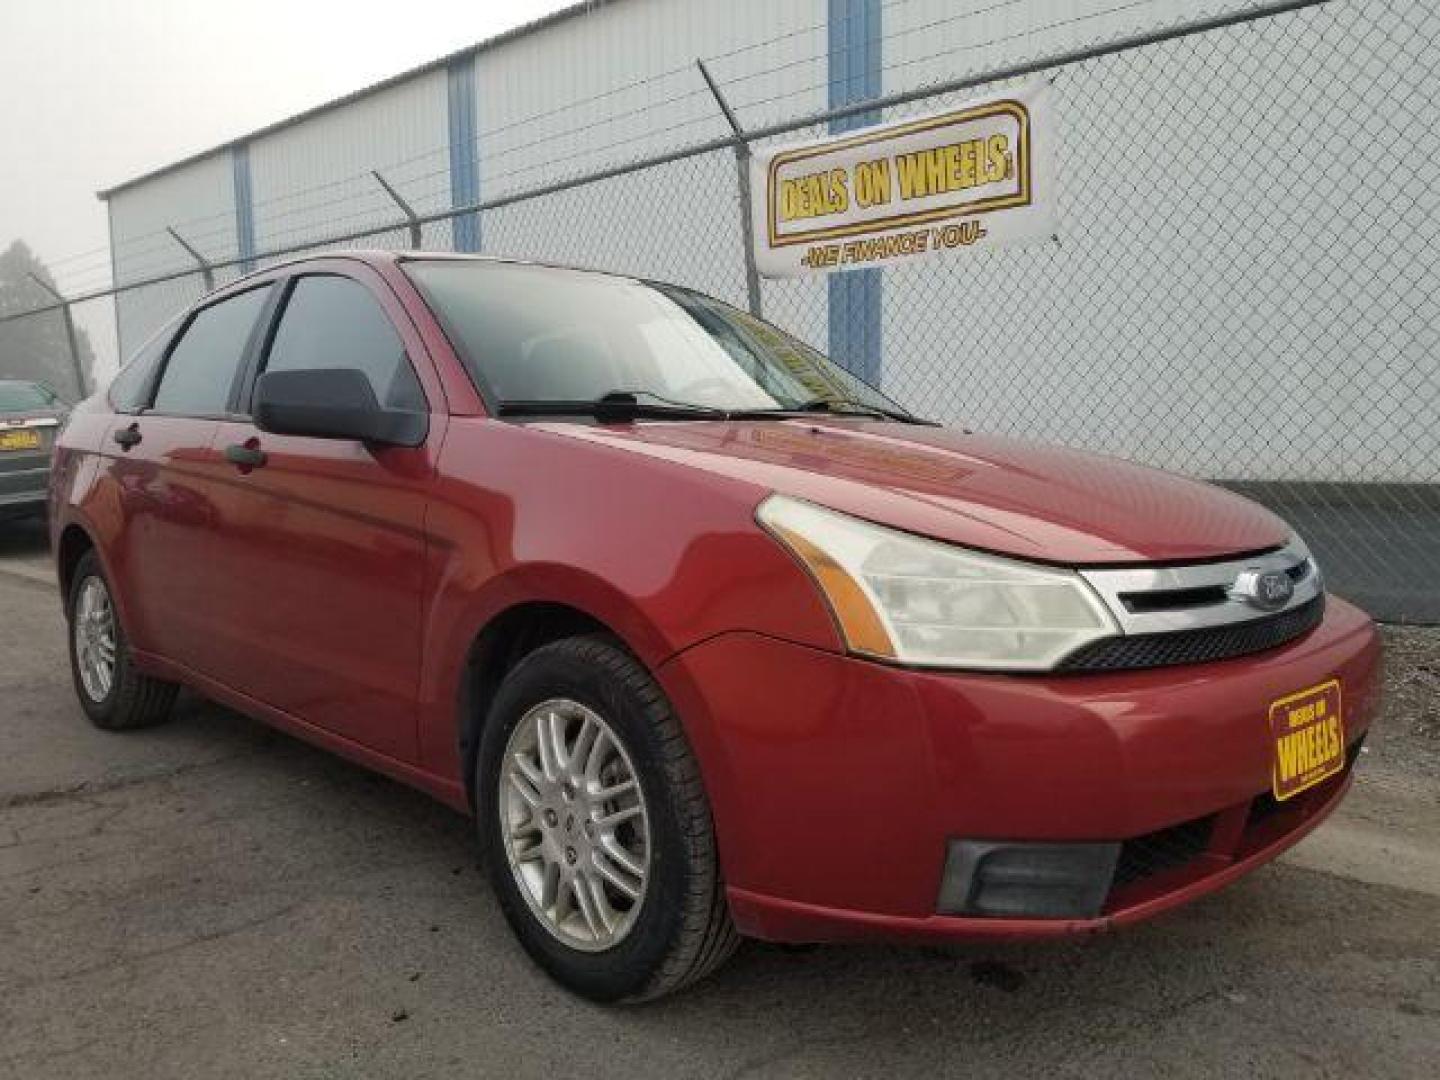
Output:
left=497, top=390, right=729, bottom=422
left=497, top=390, right=934, bottom=426
left=760, top=397, right=935, bottom=425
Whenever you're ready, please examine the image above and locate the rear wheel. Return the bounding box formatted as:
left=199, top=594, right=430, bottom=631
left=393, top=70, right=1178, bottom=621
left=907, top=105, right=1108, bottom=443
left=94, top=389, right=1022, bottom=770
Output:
left=478, top=635, right=737, bottom=1002
left=67, top=550, right=177, bottom=730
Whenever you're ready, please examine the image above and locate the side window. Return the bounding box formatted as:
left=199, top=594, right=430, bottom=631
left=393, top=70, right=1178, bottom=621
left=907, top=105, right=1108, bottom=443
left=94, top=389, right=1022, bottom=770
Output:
left=152, top=287, right=272, bottom=416
left=264, top=276, right=425, bottom=411
left=108, top=318, right=179, bottom=413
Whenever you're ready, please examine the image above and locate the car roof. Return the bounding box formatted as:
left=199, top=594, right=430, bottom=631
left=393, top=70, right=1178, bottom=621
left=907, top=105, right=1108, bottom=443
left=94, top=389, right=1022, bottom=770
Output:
left=222, top=250, right=647, bottom=291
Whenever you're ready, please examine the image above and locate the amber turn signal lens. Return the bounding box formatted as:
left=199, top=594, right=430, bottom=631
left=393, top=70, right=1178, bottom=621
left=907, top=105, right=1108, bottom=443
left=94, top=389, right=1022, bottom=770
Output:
left=765, top=522, right=897, bottom=659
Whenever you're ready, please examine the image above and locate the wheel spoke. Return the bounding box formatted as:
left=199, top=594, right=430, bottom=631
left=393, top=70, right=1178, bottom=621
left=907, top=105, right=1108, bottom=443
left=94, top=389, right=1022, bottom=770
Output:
left=595, top=803, right=642, bottom=830
left=573, top=875, right=608, bottom=938
left=583, top=727, right=612, bottom=783
left=534, top=715, right=555, bottom=781
left=553, top=874, right=575, bottom=924
left=592, top=848, right=642, bottom=901
left=568, top=713, right=598, bottom=777
left=541, top=710, right=571, bottom=781
left=599, top=834, right=644, bottom=878
left=508, top=767, right=543, bottom=808
left=591, top=778, right=636, bottom=802
left=513, top=751, right=545, bottom=789
left=509, top=808, right=540, bottom=840
left=539, top=861, right=561, bottom=909
left=514, top=839, right=545, bottom=863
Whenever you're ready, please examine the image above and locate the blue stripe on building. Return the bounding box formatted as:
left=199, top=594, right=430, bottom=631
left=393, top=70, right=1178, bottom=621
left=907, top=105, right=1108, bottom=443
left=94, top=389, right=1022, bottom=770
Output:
left=447, top=55, right=481, bottom=253
left=232, top=144, right=256, bottom=273
left=827, top=0, right=883, bottom=385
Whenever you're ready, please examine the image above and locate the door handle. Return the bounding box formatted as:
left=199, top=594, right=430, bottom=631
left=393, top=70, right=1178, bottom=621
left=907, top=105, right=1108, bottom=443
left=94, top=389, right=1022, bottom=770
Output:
left=224, top=443, right=267, bottom=470
left=112, top=423, right=142, bottom=450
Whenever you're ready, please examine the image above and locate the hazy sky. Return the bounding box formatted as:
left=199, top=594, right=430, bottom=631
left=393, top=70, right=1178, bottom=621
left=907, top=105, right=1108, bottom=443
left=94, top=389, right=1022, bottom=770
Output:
left=0, top=0, right=575, bottom=298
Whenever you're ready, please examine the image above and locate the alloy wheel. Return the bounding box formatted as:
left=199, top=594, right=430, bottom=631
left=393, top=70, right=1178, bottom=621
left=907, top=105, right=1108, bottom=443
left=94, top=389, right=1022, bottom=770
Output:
left=74, top=575, right=117, bottom=703
left=499, top=698, right=651, bottom=952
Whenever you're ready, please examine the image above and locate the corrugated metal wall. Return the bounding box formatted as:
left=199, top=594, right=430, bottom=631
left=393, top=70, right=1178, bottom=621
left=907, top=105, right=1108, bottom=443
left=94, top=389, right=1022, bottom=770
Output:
left=108, top=153, right=237, bottom=352
left=102, top=0, right=1432, bottom=481
left=248, top=69, right=451, bottom=259
left=883, top=0, right=1238, bottom=95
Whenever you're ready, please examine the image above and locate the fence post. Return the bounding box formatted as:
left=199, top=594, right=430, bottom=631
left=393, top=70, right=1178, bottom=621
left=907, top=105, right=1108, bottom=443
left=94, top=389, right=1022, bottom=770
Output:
left=166, top=226, right=215, bottom=291
left=25, top=273, right=87, bottom=398
left=696, top=58, right=763, bottom=319
left=372, top=171, right=424, bottom=249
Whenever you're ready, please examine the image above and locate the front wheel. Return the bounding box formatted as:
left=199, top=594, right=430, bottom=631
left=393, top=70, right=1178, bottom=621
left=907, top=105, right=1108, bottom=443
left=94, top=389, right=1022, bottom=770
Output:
left=66, top=550, right=178, bottom=731
left=478, top=635, right=737, bottom=1002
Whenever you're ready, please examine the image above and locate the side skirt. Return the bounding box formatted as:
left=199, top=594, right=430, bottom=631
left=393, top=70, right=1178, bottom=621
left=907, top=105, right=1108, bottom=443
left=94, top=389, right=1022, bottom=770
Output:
left=131, top=648, right=471, bottom=814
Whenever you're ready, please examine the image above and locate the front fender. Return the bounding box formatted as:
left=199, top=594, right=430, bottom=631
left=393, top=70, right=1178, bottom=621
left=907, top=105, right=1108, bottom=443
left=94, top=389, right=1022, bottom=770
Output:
left=414, top=418, right=844, bottom=784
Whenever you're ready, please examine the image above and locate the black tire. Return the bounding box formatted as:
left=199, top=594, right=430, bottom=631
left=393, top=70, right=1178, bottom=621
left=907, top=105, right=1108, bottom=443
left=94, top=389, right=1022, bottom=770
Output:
left=477, top=634, right=738, bottom=1002
left=66, top=549, right=178, bottom=731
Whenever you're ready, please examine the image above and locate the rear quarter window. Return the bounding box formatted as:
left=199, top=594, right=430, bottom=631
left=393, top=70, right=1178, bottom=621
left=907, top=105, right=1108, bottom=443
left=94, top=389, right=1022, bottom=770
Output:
left=107, top=323, right=176, bottom=413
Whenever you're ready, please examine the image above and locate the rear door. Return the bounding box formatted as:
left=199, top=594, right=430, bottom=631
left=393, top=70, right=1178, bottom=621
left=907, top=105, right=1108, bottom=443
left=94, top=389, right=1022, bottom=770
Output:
left=202, top=268, right=439, bottom=761
left=102, top=285, right=275, bottom=668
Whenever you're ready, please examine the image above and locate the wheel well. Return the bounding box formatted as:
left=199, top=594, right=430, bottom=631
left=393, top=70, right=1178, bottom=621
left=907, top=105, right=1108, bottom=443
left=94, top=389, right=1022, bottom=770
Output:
left=458, top=602, right=611, bottom=812
left=56, top=525, right=94, bottom=601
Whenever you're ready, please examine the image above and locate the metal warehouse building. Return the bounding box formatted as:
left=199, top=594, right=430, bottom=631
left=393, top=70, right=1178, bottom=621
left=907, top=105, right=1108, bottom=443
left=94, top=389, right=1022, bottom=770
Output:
left=99, top=0, right=1436, bottom=491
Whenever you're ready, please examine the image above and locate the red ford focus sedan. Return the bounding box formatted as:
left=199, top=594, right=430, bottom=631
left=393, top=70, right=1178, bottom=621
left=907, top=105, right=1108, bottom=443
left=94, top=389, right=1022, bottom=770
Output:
left=50, top=252, right=1380, bottom=1001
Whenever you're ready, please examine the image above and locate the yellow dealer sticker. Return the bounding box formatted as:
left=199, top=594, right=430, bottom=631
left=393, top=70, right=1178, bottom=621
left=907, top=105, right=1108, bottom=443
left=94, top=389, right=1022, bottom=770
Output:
left=1269, top=680, right=1345, bottom=801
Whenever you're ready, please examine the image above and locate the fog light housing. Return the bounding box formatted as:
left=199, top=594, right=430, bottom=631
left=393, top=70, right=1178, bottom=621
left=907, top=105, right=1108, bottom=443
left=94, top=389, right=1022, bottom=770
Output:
left=937, top=840, right=1120, bottom=918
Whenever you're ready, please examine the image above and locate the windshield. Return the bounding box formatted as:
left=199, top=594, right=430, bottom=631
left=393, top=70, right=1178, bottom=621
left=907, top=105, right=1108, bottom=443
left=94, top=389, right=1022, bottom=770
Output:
left=403, top=260, right=909, bottom=417
left=0, top=381, right=61, bottom=413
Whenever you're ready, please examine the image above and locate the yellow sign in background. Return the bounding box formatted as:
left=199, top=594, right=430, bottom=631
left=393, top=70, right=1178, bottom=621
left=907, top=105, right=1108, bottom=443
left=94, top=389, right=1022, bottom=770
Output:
left=751, top=81, right=1055, bottom=278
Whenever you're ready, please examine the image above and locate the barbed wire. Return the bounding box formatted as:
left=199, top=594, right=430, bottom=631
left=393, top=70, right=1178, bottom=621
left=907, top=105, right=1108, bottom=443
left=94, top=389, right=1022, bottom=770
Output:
left=77, top=0, right=1200, bottom=286
left=8, top=0, right=1331, bottom=318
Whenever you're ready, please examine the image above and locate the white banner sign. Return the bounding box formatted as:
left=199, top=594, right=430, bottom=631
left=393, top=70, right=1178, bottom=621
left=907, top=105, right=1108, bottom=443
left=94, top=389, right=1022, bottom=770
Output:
left=750, top=81, right=1054, bottom=278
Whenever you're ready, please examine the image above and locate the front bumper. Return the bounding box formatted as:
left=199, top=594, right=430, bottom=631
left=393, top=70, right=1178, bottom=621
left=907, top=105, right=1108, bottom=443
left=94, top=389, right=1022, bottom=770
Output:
left=656, top=597, right=1382, bottom=943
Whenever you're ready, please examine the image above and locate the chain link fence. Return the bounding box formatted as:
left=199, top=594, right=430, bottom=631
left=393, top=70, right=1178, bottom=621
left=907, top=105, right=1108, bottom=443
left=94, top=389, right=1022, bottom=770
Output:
left=1, top=0, right=1434, bottom=621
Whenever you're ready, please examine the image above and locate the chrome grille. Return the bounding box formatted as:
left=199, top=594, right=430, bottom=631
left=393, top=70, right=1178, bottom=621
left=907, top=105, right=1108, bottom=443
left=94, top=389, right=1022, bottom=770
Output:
left=1057, top=538, right=1328, bottom=672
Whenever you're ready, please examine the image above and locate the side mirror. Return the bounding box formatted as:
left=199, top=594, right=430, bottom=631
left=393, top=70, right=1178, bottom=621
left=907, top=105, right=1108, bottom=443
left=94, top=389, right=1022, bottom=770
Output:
left=253, top=368, right=426, bottom=447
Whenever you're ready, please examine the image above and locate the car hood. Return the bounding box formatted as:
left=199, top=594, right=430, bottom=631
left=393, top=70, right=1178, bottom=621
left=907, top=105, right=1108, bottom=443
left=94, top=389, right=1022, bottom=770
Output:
left=539, top=418, right=1290, bottom=565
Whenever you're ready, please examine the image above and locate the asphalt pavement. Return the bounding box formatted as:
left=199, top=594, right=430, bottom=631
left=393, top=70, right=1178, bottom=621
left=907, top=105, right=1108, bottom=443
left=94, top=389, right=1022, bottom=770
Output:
left=1, top=514, right=1437, bottom=1080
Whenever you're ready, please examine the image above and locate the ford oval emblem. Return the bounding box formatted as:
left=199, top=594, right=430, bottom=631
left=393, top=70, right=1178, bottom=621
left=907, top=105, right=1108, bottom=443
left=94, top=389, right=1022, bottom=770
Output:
left=1231, top=568, right=1295, bottom=611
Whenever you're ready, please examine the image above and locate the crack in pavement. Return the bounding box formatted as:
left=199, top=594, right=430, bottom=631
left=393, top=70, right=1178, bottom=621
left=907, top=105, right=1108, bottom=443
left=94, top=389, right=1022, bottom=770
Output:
left=0, top=752, right=256, bottom=810
left=2, top=898, right=310, bottom=996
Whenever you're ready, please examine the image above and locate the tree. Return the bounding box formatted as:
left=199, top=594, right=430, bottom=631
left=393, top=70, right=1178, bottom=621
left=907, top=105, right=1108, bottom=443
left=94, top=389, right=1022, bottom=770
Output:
left=0, top=240, right=96, bottom=399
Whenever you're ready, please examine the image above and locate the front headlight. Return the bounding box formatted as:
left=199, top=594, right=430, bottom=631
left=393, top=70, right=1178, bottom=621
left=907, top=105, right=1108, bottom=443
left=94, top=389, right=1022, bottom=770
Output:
left=757, top=495, right=1119, bottom=671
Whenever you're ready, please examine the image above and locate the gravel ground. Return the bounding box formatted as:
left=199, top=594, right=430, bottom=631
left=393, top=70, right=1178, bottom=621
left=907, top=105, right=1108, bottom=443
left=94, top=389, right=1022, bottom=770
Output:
left=1, top=518, right=1436, bottom=1080
left=1379, top=627, right=1440, bottom=749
